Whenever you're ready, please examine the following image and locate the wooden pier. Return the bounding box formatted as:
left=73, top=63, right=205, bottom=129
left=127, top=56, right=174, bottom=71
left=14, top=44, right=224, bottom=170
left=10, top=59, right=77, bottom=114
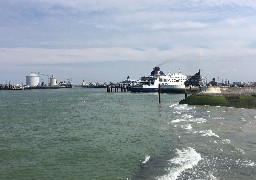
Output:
left=106, top=84, right=129, bottom=93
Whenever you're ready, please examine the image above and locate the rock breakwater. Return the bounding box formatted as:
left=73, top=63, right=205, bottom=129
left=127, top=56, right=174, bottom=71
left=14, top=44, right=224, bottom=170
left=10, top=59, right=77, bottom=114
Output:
left=180, top=87, right=256, bottom=109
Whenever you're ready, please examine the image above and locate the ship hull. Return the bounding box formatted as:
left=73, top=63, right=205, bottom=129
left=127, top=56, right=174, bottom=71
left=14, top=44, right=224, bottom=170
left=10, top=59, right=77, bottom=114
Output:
left=161, top=85, right=186, bottom=93
left=130, top=85, right=185, bottom=93
left=130, top=86, right=159, bottom=93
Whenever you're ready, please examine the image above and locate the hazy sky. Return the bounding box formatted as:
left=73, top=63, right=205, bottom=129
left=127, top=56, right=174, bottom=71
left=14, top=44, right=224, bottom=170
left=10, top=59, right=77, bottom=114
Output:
left=1, top=0, right=256, bottom=84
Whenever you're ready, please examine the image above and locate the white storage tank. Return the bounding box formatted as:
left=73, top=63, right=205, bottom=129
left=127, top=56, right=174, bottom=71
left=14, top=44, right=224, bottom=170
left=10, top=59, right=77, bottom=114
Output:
left=50, top=75, right=57, bottom=86
left=26, top=73, right=39, bottom=87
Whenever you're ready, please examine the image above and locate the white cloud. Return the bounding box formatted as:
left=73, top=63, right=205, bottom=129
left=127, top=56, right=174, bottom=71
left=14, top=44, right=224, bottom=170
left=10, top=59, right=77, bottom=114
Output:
left=1, top=46, right=256, bottom=66
left=36, top=0, right=256, bottom=9
left=151, top=21, right=208, bottom=30
left=1, top=0, right=256, bottom=83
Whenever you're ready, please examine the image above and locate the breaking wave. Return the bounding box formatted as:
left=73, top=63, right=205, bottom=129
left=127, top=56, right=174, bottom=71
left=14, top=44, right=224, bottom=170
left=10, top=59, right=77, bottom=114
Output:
left=158, top=147, right=201, bottom=180
left=142, top=155, right=150, bottom=164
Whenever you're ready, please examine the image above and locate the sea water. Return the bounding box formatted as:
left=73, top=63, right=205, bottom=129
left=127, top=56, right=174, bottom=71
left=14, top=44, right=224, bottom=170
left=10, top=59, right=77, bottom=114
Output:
left=1, top=88, right=256, bottom=179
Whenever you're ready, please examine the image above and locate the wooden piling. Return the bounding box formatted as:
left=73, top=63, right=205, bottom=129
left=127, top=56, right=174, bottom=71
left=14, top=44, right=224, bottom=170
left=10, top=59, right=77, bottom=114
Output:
left=158, top=84, right=161, bottom=103
left=107, top=84, right=129, bottom=93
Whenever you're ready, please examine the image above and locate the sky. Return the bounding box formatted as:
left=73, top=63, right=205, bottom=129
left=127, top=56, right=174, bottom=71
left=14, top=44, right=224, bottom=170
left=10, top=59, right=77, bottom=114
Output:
left=1, top=0, right=256, bottom=85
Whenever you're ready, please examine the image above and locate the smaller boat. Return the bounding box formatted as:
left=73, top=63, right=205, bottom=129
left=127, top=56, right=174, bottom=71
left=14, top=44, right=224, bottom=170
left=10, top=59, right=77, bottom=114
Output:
left=58, top=81, right=73, bottom=88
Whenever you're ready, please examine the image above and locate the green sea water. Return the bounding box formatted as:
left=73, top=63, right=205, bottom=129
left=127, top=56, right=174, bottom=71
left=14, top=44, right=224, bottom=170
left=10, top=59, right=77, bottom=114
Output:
left=1, top=88, right=256, bottom=179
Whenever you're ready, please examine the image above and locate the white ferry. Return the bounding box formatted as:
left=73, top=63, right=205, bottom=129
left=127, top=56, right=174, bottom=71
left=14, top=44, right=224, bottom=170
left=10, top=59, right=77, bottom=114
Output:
left=130, top=67, right=167, bottom=92
left=130, top=67, right=187, bottom=93
left=161, top=69, right=187, bottom=93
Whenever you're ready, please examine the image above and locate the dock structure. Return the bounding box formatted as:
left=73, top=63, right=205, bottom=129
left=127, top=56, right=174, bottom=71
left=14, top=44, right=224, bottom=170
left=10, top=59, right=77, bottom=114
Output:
left=106, top=84, right=129, bottom=93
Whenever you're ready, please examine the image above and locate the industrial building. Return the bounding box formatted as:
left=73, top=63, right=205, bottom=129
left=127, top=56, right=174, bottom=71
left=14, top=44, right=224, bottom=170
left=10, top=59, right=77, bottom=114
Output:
left=26, top=73, right=40, bottom=87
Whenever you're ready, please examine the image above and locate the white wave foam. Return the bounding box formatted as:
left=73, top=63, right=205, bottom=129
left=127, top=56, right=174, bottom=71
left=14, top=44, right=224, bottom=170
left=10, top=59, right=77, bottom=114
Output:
left=221, top=139, right=231, bottom=144
left=171, top=119, right=186, bottom=123
left=192, top=118, right=207, bottom=123
left=244, top=161, right=255, bottom=167
left=241, top=118, right=246, bottom=122
left=172, top=117, right=207, bottom=124
left=173, top=111, right=182, bottom=114
left=236, top=159, right=255, bottom=167
left=169, top=103, right=178, bottom=108
left=201, top=130, right=219, bottom=138
left=182, top=114, right=193, bottom=119
left=235, top=148, right=245, bottom=154
left=158, top=147, right=201, bottom=180
left=212, top=117, right=224, bottom=120
left=174, top=104, right=194, bottom=111
left=181, top=124, right=192, bottom=130
left=142, top=155, right=150, bottom=164
left=194, top=130, right=219, bottom=138
left=208, top=172, right=219, bottom=180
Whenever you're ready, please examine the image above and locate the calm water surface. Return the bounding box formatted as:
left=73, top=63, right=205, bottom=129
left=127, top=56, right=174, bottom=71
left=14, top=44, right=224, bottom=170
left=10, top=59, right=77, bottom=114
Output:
left=1, top=88, right=256, bottom=179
